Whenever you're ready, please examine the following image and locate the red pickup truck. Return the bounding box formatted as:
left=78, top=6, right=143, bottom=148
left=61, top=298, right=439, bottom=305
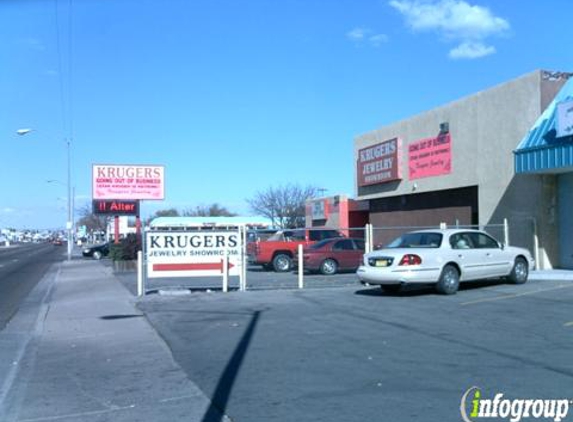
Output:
left=247, top=228, right=343, bottom=272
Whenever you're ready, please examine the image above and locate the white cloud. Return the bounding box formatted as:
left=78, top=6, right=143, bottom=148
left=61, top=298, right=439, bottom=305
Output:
left=347, top=27, right=368, bottom=41
left=449, top=41, right=495, bottom=59
left=19, top=37, right=46, bottom=51
left=389, top=0, right=509, bottom=59
left=347, top=28, right=389, bottom=47
left=369, top=34, right=389, bottom=47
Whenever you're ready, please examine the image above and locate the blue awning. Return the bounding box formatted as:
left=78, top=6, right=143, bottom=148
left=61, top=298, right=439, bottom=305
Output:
left=514, top=78, right=573, bottom=173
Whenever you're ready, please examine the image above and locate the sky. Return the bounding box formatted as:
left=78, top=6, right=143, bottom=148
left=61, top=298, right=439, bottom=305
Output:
left=1, top=0, right=572, bottom=229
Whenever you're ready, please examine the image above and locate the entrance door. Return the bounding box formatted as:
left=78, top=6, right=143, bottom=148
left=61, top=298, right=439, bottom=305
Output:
left=558, top=173, right=573, bottom=269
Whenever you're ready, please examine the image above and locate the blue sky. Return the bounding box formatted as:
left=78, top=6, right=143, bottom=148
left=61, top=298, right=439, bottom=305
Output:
left=1, top=0, right=572, bottom=229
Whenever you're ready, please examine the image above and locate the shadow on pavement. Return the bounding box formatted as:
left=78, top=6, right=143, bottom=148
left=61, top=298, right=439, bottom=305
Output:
left=201, top=310, right=262, bottom=422
left=355, top=278, right=509, bottom=297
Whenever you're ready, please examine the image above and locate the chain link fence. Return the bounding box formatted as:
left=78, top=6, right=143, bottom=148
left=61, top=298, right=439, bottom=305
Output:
left=118, top=221, right=536, bottom=295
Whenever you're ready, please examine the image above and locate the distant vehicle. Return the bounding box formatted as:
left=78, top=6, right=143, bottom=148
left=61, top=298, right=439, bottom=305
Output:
left=52, top=238, right=64, bottom=246
left=357, top=229, right=534, bottom=295
left=247, top=228, right=344, bottom=272
left=297, top=237, right=365, bottom=275
left=82, top=242, right=110, bottom=260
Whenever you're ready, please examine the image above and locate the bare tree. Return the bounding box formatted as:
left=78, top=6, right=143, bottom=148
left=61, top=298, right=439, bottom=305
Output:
left=144, top=208, right=180, bottom=225
left=246, top=184, right=320, bottom=228
left=76, top=204, right=109, bottom=234
left=183, top=203, right=236, bottom=217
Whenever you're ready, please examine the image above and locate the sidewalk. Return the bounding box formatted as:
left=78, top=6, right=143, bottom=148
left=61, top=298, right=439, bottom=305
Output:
left=0, top=259, right=224, bottom=422
left=528, top=269, right=573, bottom=281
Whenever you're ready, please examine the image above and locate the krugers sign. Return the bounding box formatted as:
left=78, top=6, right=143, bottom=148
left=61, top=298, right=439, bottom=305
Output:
left=357, top=138, right=402, bottom=187
left=93, top=199, right=139, bottom=216
left=92, top=164, right=165, bottom=200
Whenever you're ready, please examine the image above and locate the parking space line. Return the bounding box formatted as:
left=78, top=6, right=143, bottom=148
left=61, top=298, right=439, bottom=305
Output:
left=460, top=284, right=573, bottom=306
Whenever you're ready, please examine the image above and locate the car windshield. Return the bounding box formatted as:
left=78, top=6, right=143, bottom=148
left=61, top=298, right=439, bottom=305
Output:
left=385, top=232, right=442, bottom=248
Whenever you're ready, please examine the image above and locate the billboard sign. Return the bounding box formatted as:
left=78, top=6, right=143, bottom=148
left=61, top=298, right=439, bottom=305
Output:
left=92, top=164, right=164, bottom=200
left=357, top=138, right=402, bottom=187
left=408, top=133, right=452, bottom=180
left=146, top=231, right=242, bottom=278
left=93, top=199, right=139, bottom=216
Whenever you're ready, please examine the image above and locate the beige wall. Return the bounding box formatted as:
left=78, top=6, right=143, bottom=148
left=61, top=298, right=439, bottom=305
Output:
left=354, top=70, right=569, bottom=268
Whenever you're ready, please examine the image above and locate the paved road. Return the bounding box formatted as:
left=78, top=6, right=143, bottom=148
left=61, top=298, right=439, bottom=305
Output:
left=0, top=243, right=65, bottom=330
left=137, top=277, right=573, bottom=422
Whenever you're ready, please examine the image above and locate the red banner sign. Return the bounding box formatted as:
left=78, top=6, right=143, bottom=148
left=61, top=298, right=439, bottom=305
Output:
left=408, top=133, right=452, bottom=180
left=357, top=138, right=402, bottom=187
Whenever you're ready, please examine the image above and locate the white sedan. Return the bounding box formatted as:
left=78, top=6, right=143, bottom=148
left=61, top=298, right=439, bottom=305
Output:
left=357, top=229, right=535, bottom=295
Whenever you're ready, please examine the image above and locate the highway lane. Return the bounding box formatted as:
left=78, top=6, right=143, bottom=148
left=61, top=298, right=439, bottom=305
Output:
left=0, top=243, right=65, bottom=331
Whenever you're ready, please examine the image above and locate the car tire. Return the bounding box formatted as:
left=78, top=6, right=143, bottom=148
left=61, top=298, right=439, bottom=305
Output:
left=272, top=254, right=292, bottom=272
left=319, top=259, right=338, bottom=275
left=381, top=284, right=402, bottom=294
left=436, top=264, right=460, bottom=295
left=508, top=257, right=528, bottom=284
left=93, top=251, right=103, bottom=260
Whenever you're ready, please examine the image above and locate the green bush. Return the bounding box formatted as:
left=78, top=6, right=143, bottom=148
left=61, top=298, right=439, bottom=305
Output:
left=109, top=234, right=140, bottom=261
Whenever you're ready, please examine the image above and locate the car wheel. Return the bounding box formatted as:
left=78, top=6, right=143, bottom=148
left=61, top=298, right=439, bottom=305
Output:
left=319, top=259, right=338, bottom=275
left=508, top=257, right=528, bottom=284
left=272, top=254, right=292, bottom=272
left=381, top=284, right=402, bottom=294
left=93, top=251, right=103, bottom=260
left=436, top=264, right=460, bottom=295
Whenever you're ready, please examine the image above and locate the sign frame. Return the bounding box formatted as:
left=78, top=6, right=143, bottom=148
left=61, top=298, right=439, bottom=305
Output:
left=92, top=164, right=165, bottom=200
left=357, top=138, right=402, bottom=187
left=146, top=230, right=242, bottom=278
left=408, top=133, right=452, bottom=180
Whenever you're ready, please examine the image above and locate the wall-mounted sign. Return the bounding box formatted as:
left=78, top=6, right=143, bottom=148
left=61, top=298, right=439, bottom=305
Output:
left=357, top=138, right=402, bottom=187
left=557, top=99, right=573, bottom=138
left=311, top=199, right=327, bottom=220
left=146, top=231, right=241, bottom=278
left=408, top=133, right=452, bottom=180
left=93, top=199, right=140, bottom=216
left=92, top=164, right=165, bottom=200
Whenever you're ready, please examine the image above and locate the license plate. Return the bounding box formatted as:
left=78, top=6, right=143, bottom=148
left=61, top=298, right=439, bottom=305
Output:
left=375, top=259, right=390, bottom=267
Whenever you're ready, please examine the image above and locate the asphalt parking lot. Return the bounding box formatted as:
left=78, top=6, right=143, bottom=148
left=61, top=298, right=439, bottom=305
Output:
left=114, top=264, right=361, bottom=294
left=125, top=269, right=573, bottom=422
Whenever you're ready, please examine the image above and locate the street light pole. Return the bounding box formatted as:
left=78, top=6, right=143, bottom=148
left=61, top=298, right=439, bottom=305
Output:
left=18, top=129, right=73, bottom=261
left=66, top=138, right=73, bottom=261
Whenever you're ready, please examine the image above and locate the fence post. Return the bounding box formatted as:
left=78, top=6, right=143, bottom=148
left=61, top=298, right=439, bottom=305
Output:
left=240, top=225, right=247, bottom=292
left=503, top=218, right=509, bottom=246
left=369, top=224, right=374, bottom=252
left=365, top=224, right=374, bottom=254
left=137, top=250, right=144, bottom=297
left=298, top=244, right=304, bottom=289
left=222, top=254, right=229, bottom=293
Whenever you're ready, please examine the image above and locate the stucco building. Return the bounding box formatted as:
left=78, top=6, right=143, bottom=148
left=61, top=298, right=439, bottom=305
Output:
left=353, top=70, right=572, bottom=269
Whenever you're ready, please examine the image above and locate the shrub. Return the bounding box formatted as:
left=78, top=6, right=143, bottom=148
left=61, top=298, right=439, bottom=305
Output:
left=109, top=234, right=140, bottom=261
